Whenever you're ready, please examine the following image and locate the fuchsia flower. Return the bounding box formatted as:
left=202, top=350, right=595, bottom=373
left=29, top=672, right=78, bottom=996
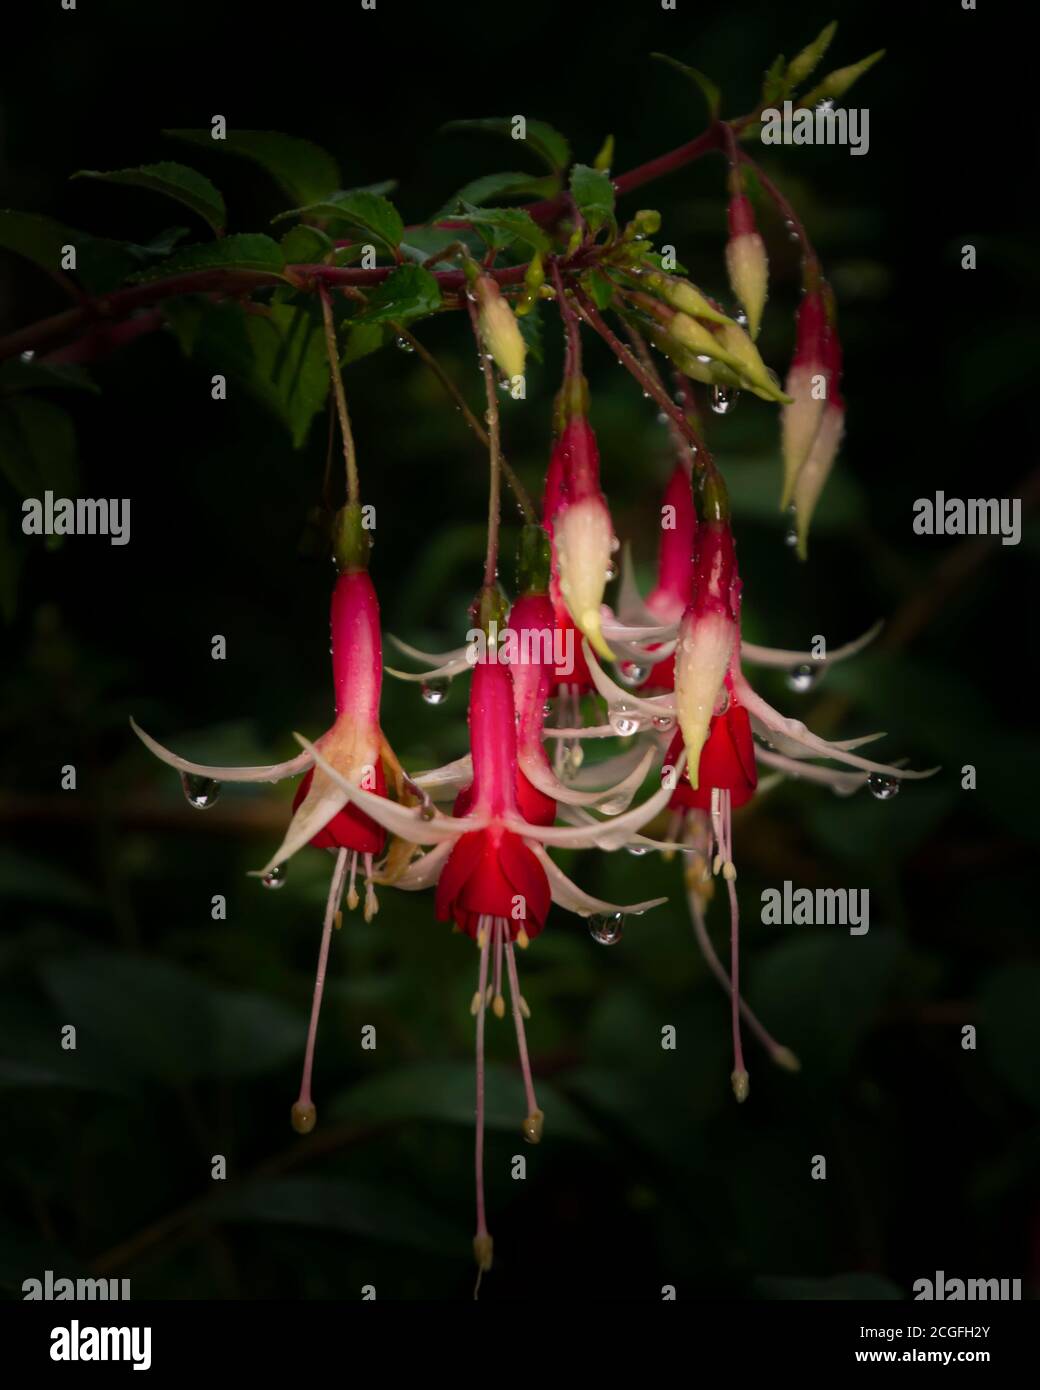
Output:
left=133, top=556, right=398, bottom=1131
left=293, top=639, right=680, bottom=1278
left=781, top=288, right=829, bottom=508
left=791, top=322, right=845, bottom=557
left=725, top=191, right=769, bottom=340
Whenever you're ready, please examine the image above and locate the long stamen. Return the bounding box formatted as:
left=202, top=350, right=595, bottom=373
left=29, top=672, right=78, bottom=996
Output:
left=292, top=847, right=350, bottom=1134
left=721, top=790, right=749, bottom=1103
left=473, top=915, right=494, bottom=1294
left=504, top=920, right=543, bottom=1144
left=363, top=850, right=379, bottom=921
left=686, top=882, right=799, bottom=1072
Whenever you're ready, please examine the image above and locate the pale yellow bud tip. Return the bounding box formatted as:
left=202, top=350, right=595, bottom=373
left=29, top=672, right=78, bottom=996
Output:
left=773, top=1047, right=801, bottom=1073
left=522, top=1109, right=545, bottom=1144
left=731, top=1069, right=750, bottom=1103
left=291, top=1101, right=317, bottom=1134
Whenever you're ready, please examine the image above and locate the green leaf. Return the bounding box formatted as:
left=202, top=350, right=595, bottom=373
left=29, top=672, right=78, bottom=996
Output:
left=73, top=162, right=226, bottom=235
left=128, top=232, right=285, bottom=283
left=581, top=267, right=616, bottom=311
left=164, top=128, right=340, bottom=206
left=0, top=210, right=79, bottom=285
left=442, top=117, right=571, bottom=173
left=210, top=1177, right=466, bottom=1254
left=340, top=321, right=392, bottom=366
left=434, top=170, right=556, bottom=220
left=786, top=21, right=838, bottom=90
left=569, top=164, right=615, bottom=234
left=351, top=265, right=441, bottom=326
left=274, top=188, right=404, bottom=253
left=278, top=224, right=334, bottom=263
left=458, top=202, right=550, bottom=255
left=0, top=360, right=99, bottom=395
left=517, top=301, right=544, bottom=364
left=981, top=964, right=1040, bottom=1108
left=652, top=53, right=722, bottom=121
left=0, top=397, right=79, bottom=499
left=246, top=303, right=330, bottom=447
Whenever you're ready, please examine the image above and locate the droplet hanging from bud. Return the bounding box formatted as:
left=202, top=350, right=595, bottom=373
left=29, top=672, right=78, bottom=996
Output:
left=262, top=864, right=287, bottom=890
left=785, top=662, right=818, bottom=693
left=868, top=773, right=900, bottom=801
left=588, top=912, right=625, bottom=945
left=421, top=677, right=450, bottom=706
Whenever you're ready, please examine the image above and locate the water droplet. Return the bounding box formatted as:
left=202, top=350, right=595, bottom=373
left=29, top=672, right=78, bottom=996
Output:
left=588, top=912, right=624, bottom=945
left=786, top=662, right=818, bottom=693
left=710, top=385, right=738, bottom=415
left=421, top=677, right=449, bottom=705
left=652, top=713, right=675, bottom=733
left=497, top=376, right=512, bottom=393
left=626, top=844, right=650, bottom=857
left=542, top=700, right=553, bottom=717
left=262, top=864, right=287, bottom=890
left=784, top=526, right=799, bottom=548
left=394, top=335, right=415, bottom=353
left=618, top=661, right=649, bottom=687
left=868, top=773, right=900, bottom=801
left=605, top=559, right=619, bottom=581
left=734, top=308, right=749, bottom=328
left=181, top=772, right=220, bottom=809
left=561, top=741, right=584, bottom=778
left=656, top=411, right=669, bottom=425
left=609, top=705, right=641, bottom=737
left=815, top=98, right=835, bottom=115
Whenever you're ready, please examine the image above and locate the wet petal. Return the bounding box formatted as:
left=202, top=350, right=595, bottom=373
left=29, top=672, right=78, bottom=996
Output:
left=528, top=842, right=667, bottom=917
left=741, top=620, right=884, bottom=668
left=131, top=717, right=314, bottom=783
left=519, top=743, right=655, bottom=811
left=384, top=840, right=454, bottom=890
left=387, top=634, right=467, bottom=666
left=384, top=656, right=472, bottom=683
left=584, top=641, right=677, bottom=719
left=293, top=733, right=487, bottom=843
left=512, top=751, right=686, bottom=850
left=411, top=754, right=474, bottom=795
left=252, top=776, right=352, bottom=877
left=755, top=746, right=868, bottom=796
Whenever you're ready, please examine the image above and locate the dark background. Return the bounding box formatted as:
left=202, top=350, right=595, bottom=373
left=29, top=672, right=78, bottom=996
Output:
left=1, top=0, right=1036, bottom=1302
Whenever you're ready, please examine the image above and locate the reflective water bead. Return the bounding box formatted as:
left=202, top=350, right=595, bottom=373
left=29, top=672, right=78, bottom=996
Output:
left=394, top=335, right=415, bottom=353
left=609, top=706, right=641, bottom=737
left=786, top=662, right=818, bottom=693
left=710, top=385, right=737, bottom=415
left=588, top=912, right=625, bottom=945
left=181, top=773, right=220, bottom=809
left=651, top=713, right=675, bottom=733
left=261, top=864, right=287, bottom=890
left=618, top=661, right=649, bottom=687
left=421, top=677, right=450, bottom=705
left=868, top=773, right=900, bottom=801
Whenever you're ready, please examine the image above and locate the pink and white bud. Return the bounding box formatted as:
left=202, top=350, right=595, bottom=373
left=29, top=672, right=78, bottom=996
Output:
left=474, top=274, right=526, bottom=382
left=780, top=290, right=828, bottom=508
left=674, top=521, right=740, bottom=788
left=555, top=494, right=615, bottom=661
left=725, top=194, right=769, bottom=340
left=793, top=331, right=845, bottom=558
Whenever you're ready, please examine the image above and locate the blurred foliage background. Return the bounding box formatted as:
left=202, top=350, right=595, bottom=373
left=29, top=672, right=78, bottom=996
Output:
left=0, top=0, right=1036, bottom=1301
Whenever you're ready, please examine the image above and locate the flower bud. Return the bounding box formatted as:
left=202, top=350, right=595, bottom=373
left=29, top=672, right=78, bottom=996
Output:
left=555, top=494, right=615, bottom=661
left=792, top=332, right=845, bottom=558
left=644, top=272, right=731, bottom=326
left=800, top=49, right=885, bottom=108
left=474, top=274, right=526, bottom=381
left=674, top=521, right=739, bottom=788
left=713, top=322, right=789, bottom=403
left=780, top=290, right=828, bottom=508
left=725, top=193, right=769, bottom=339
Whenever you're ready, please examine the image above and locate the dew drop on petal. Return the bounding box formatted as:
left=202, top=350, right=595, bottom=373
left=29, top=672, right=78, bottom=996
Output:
left=868, top=773, right=900, bottom=801
left=786, top=662, right=818, bottom=693
left=710, top=385, right=737, bottom=415
left=588, top=912, right=625, bottom=945
left=542, top=700, right=553, bottom=717
left=605, top=558, right=619, bottom=581
left=421, top=677, right=450, bottom=706
left=626, top=844, right=650, bottom=857
left=652, top=713, right=675, bottom=733
left=181, top=773, right=221, bottom=809
left=734, top=308, right=749, bottom=328
left=618, top=661, right=649, bottom=687
left=262, top=864, right=287, bottom=890
left=609, top=705, right=641, bottom=737
left=784, top=526, right=799, bottom=548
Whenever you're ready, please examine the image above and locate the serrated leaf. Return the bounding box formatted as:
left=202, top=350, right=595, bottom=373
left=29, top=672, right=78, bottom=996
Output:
left=351, top=265, right=441, bottom=325
left=73, top=162, right=226, bottom=235
left=458, top=202, right=550, bottom=255
left=164, top=128, right=340, bottom=206
left=279, top=224, right=334, bottom=263
left=433, top=170, right=556, bottom=221
left=652, top=53, right=721, bottom=121
left=442, top=117, right=571, bottom=173
left=341, top=321, right=393, bottom=366
left=128, top=233, right=285, bottom=283
left=273, top=189, right=404, bottom=252
left=569, top=164, right=615, bottom=234
left=0, top=360, right=99, bottom=395
left=0, top=397, right=79, bottom=499
left=786, top=21, right=838, bottom=90
left=243, top=303, right=330, bottom=447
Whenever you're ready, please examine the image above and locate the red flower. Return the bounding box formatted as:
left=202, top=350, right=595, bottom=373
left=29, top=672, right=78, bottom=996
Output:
left=435, top=826, right=551, bottom=942
left=666, top=702, right=758, bottom=811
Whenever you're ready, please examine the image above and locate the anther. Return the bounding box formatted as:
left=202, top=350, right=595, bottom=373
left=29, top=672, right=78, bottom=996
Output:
left=731, top=1069, right=750, bottom=1103
left=493, top=993, right=506, bottom=1019
left=522, top=1109, right=545, bottom=1144
left=516, top=928, right=530, bottom=949
left=291, top=1101, right=317, bottom=1134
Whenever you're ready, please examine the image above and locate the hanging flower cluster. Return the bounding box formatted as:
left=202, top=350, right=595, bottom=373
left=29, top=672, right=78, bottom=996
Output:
left=120, top=24, right=911, bottom=1292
